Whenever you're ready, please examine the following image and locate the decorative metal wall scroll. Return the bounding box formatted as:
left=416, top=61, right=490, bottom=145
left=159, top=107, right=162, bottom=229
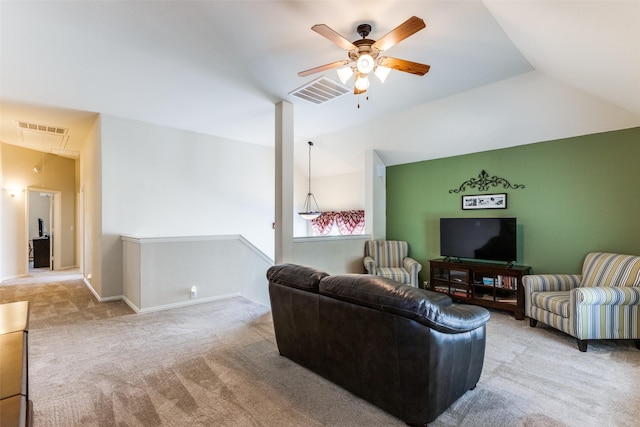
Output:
left=449, top=170, right=525, bottom=194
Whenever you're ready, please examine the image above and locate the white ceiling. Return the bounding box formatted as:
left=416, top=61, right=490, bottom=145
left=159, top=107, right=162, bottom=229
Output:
left=1, top=1, right=639, bottom=177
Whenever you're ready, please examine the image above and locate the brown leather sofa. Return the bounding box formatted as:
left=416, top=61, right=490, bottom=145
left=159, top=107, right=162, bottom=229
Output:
left=267, top=264, right=491, bottom=426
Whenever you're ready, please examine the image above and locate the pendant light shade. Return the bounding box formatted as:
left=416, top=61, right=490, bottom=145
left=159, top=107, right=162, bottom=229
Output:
left=355, top=74, right=370, bottom=91
left=337, top=66, right=354, bottom=84
left=374, top=65, right=391, bottom=83
left=299, top=141, right=321, bottom=220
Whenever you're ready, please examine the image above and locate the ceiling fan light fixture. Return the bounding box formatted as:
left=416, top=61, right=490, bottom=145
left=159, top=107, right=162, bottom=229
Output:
left=337, top=66, right=353, bottom=84
left=374, top=65, right=391, bottom=83
left=355, top=74, right=370, bottom=91
left=356, top=53, right=374, bottom=74
left=301, top=17, right=429, bottom=102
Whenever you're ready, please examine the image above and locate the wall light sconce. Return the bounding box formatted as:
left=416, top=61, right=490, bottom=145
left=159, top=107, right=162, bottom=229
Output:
left=6, top=188, right=20, bottom=198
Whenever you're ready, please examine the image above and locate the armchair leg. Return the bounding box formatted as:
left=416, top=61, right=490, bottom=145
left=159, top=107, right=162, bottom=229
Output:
left=577, top=339, right=588, bottom=352
left=529, top=318, right=537, bottom=327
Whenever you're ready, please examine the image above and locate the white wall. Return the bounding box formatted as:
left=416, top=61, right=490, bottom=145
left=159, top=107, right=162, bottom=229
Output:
left=365, top=150, right=386, bottom=239
left=291, top=235, right=370, bottom=275
left=80, top=117, right=102, bottom=294
left=314, top=172, right=365, bottom=211
left=98, top=115, right=275, bottom=298
left=122, top=235, right=271, bottom=312
left=0, top=146, right=3, bottom=279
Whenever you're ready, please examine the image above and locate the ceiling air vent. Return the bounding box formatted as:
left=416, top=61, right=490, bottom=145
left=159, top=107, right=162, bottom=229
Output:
left=16, top=121, right=68, bottom=136
left=289, top=76, right=350, bottom=105
left=15, top=120, right=71, bottom=154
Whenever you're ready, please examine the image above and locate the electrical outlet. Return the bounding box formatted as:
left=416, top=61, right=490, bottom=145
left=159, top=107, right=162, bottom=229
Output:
left=190, top=286, right=197, bottom=298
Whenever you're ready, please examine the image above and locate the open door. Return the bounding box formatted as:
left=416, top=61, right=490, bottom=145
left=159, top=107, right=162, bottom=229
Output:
left=26, top=189, right=62, bottom=271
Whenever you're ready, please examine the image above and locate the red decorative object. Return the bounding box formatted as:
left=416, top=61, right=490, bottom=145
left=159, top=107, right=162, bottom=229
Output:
left=311, top=212, right=335, bottom=235
left=311, top=210, right=365, bottom=235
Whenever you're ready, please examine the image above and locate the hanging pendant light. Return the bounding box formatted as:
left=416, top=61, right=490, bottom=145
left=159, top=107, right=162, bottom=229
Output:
left=299, top=141, right=321, bottom=220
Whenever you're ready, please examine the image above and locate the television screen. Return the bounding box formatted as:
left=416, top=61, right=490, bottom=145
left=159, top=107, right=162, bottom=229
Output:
left=440, top=217, right=517, bottom=263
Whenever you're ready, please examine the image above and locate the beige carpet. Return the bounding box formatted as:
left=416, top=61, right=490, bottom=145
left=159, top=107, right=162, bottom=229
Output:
left=1, top=274, right=639, bottom=426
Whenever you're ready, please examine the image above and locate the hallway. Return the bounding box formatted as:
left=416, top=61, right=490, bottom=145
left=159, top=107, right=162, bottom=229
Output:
left=1, top=268, right=82, bottom=286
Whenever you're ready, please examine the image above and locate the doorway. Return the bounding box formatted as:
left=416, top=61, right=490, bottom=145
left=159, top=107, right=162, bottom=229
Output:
left=26, top=189, right=61, bottom=272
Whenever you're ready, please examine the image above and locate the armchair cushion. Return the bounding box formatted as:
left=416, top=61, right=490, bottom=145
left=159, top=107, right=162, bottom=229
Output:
left=375, top=267, right=410, bottom=284
left=580, top=252, right=640, bottom=287
left=532, top=292, right=571, bottom=318
left=365, top=240, right=407, bottom=268
left=363, top=240, right=422, bottom=287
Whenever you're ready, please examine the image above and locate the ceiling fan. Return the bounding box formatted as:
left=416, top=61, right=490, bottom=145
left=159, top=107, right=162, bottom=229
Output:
left=298, top=16, right=430, bottom=96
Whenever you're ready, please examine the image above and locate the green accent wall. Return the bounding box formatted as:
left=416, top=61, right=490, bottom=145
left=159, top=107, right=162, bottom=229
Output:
left=386, top=127, right=640, bottom=283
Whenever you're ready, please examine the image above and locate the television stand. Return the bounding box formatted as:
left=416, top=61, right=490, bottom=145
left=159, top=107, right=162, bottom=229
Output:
left=428, top=259, right=531, bottom=320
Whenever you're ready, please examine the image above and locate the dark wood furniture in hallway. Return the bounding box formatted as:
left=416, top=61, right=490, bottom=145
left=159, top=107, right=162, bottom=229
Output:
left=32, top=237, right=50, bottom=268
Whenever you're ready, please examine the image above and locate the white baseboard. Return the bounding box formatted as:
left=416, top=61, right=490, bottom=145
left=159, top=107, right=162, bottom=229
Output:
left=124, top=293, right=243, bottom=314
left=83, top=278, right=122, bottom=303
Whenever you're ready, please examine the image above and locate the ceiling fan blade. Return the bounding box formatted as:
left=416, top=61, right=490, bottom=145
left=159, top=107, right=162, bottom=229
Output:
left=372, top=16, right=426, bottom=52
left=378, top=57, right=430, bottom=76
left=312, top=24, right=357, bottom=51
left=298, top=60, right=350, bottom=77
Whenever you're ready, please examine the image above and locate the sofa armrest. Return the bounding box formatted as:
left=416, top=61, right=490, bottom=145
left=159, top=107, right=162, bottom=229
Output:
left=570, top=286, right=640, bottom=340
left=523, top=274, right=582, bottom=293
left=364, top=256, right=376, bottom=275
left=403, top=257, right=422, bottom=273
left=403, top=257, right=422, bottom=287
left=572, top=286, right=640, bottom=306
left=267, top=263, right=329, bottom=293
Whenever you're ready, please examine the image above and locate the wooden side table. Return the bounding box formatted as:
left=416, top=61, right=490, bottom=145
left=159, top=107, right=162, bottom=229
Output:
left=0, top=301, right=32, bottom=427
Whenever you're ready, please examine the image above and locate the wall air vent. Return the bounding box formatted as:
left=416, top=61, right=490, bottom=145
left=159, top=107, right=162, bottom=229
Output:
left=289, top=76, right=350, bottom=105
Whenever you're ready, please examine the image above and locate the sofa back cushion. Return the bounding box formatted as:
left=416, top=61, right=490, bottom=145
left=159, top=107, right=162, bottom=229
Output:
left=267, top=263, right=328, bottom=293
left=580, top=252, right=640, bottom=288
left=319, top=273, right=490, bottom=333
left=364, top=240, right=408, bottom=268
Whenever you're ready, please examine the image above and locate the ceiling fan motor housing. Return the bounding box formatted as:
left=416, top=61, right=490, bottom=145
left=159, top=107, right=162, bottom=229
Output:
left=357, top=23, right=372, bottom=38
left=350, top=38, right=378, bottom=61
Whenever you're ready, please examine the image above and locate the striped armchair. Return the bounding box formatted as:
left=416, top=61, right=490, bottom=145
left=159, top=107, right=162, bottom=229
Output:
left=363, top=240, right=422, bottom=287
left=523, top=252, right=640, bottom=352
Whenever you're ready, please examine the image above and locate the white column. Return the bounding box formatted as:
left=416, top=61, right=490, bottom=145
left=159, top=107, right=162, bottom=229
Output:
left=275, top=101, right=294, bottom=263
left=365, top=150, right=386, bottom=239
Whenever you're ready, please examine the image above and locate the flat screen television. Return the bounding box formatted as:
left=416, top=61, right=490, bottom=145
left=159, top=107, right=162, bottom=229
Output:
left=440, top=217, right=517, bottom=263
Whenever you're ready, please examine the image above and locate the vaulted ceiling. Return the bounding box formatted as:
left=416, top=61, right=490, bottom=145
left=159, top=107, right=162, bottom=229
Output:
left=1, top=1, right=639, bottom=177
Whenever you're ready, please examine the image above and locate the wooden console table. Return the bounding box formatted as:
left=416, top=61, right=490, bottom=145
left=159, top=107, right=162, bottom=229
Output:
left=0, top=301, right=33, bottom=427
left=429, top=259, right=531, bottom=320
